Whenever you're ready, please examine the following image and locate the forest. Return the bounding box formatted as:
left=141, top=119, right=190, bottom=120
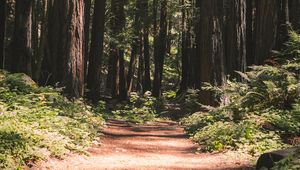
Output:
left=0, top=0, right=300, bottom=169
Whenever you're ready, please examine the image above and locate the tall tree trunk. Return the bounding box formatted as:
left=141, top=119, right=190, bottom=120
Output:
left=196, top=0, right=225, bottom=105
left=289, top=0, right=300, bottom=32
left=225, top=0, right=246, bottom=78
left=143, top=26, right=151, bottom=92
left=178, top=0, right=189, bottom=94
left=108, top=0, right=127, bottom=99
left=44, top=0, right=66, bottom=85
left=87, top=0, right=106, bottom=102
left=62, top=0, right=85, bottom=98
left=127, top=0, right=142, bottom=94
left=254, top=0, right=278, bottom=65
left=84, top=0, right=92, bottom=78
left=275, top=0, right=289, bottom=50
left=246, top=0, right=254, bottom=66
left=0, top=0, right=6, bottom=69
left=153, top=0, right=168, bottom=98
left=142, top=0, right=151, bottom=92
left=45, top=0, right=85, bottom=98
left=11, top=0, right=32, bottom=76
left=36, top=1, right=48, bottom=84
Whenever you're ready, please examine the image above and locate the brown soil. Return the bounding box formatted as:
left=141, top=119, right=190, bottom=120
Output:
left=33, top=120, right=254, bottom=170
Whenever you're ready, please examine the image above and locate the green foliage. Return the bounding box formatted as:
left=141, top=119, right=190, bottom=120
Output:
left=192, top=121, right=287, bottom=154
left=182, top=31, right=300, bottom=156
left=0, top=71, right=104, bottom=169
left=108, top=92, right=158, bottom=123
left=272, top=149, right=300, bottom=170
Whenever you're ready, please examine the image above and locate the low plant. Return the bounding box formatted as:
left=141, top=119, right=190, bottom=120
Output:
left=181, top=31, right=300, bottom=156
left=0, top=71, right=104, bottom=169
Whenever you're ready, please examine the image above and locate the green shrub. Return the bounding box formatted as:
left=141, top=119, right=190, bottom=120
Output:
left=108, top=92, right=158, bottom=123
left=0, top=72, right=104, bottom=169
left=182, top=31, right=300, bottom=156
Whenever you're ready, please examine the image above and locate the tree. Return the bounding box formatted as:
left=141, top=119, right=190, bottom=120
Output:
left=224, top=0, right=246, bottom=77
left=127, top=0, right=142, bottom=94
left=275, top=0, right=290, bottom=50
left=62, top=0, right=85, bottom=98
left=107, top=0, right=127, bottom=99
left=178, top=0, right=190, bottom=93
left=246, top=0, right=255, bottom=66
left=289, top=0, right=300, bottom=32
left=153, top=0, right=168, bottom=97
left=142, top=0, right=151, bottom=92
left=84, top=0, right=92, bottom=78
left=0, top=0, right=5, bottom=69
left=196, top=0, right=225, bottom=105
left=254, top=0, right=278, bottom=65
left=11, top=0, right=32, bottom=76
left=44, top=0, right=85, bottom=98
left=87, top=0, right=106, bottom=102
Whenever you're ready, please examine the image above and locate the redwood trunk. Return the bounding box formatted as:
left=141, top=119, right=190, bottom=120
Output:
left=87, top=0, right=106, bottom=102
left=254, top=0, right=278, bottom=65
left=225, top=0, right=247, bottom=78
left=289, top=0, right=300, bottom=32
left=197, top=0, right=225, bottom=105
left=0, top=0, right=5, bottom=69
left=63, top=0, right=85, bottom=98
left=11, top=0, right=32, bottom=76
left=153, top=0, right=168, bottom=98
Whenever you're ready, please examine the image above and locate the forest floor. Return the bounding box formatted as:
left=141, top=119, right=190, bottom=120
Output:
left=33, top=120, right=254, bottom=170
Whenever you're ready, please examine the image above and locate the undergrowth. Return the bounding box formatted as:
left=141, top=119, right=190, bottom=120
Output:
left=106, top=92, right=160, bottom=123
left=0, top=71, right=104, bottom=169
left=181, top=31, right=300, bottom=157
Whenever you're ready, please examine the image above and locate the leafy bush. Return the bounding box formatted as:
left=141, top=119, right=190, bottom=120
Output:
left=0, top=71, right=104, bottom=169
left=108, top=92, right=158, bottom=123
left=182, top=31, right=300, bottom=156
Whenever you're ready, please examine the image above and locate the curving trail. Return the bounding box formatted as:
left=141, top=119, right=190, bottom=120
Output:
left=35, top=120, right=253, bottom=170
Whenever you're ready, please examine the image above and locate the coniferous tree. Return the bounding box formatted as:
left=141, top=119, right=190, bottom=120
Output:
left=196, top=0, right=225, bottom=105
left=143, top=0, right=151, bottom=92
left=0, top=0, right=6, bottom=69
left=153, top=0, right=168, bottom=97
left=246, top=0, right=255, bottom=66
left=289, top=0, right=300, bottom=32
left=224, top=0, right=247, bottom=77
left=45, top=0, right=85, bottom=98
left=11, top=0, right=32, bottom=76
left=87, top=0, right=106, bottom=102
left=254, top=0, right=278, bottom=65
left=107, top=0, right=127, bottom=99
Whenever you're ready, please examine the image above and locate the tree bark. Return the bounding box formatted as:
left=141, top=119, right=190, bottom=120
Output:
left=45, top=0, right=85, bottom=98
left=127, top=0, right=142, bottom=94
left=196, top=0, right=225, bottom=105
left=84, top=0, right=92, bottom=78
left=246, top=0, right=254, bottom=66
left=225, top=0, right=247, bottom=78
left=62, top=0, right=85, bottom=98
left=11, top=0, right=32, bottom=76
left=153, top=0, right=168, bottom=98
left=108, top=0, right=127, bottom=99
left=142, top=0, right=151, bottom=92
left=0, top=0, right=6, bottom=69
left=275, top=0, right=289, bottom=51
left=178, top=0, right=189, bottom=94
left=87, top=0, right=106, bottom=102
left=254, top=0, right=278, bottom=65
left=289, top=0, right=300, bottom=32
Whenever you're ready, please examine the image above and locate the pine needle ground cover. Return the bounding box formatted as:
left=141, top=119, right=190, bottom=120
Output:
left=0, top=71, right=104, bottom=169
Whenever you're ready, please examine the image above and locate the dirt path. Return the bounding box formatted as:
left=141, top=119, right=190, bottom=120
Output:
left=35, top=120, right=253, bottom=170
